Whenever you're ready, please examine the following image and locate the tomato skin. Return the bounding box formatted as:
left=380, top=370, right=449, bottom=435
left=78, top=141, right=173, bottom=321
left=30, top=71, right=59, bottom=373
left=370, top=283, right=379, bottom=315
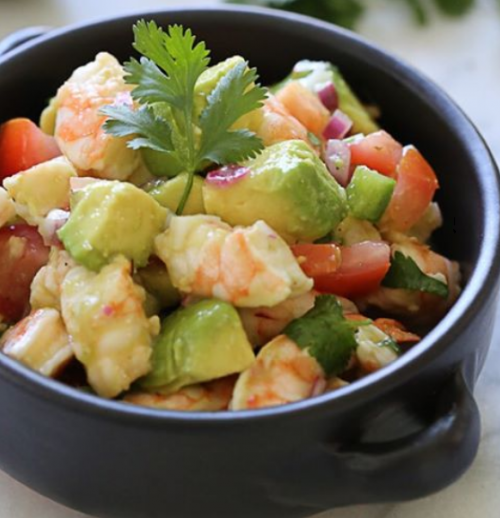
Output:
left=386, top=146, right=439, bottom=231
left=0, top=225, right=50, bottom=322
left=0, top=118, right=61, bottom=181
left=292, top=244, right=342, bottom=278
left=348, top=130, right=403, bottom=178
left=314, top=241, right=391, bottom=298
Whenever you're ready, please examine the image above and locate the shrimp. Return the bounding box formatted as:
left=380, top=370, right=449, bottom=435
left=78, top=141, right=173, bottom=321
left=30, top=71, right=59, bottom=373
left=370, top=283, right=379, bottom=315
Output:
left=254, top=96, right=311, bottom=147
left=363, top=234, right=461, bottom=324
left=54, top=52, right=141, bottom=180
left=239, top=292, right=358, bottom=347
left=275, top=81, right=330, bottom=137
left=154, top=215, right=313, bottom=308
left=61, top=256, right=159, bottom=398
left=30, top=247, right=76, bottom=311
left=0, top=308, right=73, bottom=377
left=124, top=377, right=236, bottom=412
left=231, top=335, right=325, bottom=410
left=355, top=324, right=400, bottom=374
left=325, top=377, right=349, bottom=392
left=0, top=187, right=15, bottom=228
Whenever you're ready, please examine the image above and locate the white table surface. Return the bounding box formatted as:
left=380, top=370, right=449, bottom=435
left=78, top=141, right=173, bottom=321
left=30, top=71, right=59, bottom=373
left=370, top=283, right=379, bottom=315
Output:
left=0, top=1, right=499, bottom=517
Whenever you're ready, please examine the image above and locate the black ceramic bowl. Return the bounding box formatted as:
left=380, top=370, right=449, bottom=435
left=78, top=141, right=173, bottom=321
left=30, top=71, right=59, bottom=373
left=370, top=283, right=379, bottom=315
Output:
left=0, top=6, right=499, bottom=518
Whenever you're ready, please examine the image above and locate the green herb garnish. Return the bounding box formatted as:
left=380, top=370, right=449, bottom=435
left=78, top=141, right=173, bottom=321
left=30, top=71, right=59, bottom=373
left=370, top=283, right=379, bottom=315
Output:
left=382, top=251, right=449, bottom=298
left=284, top=294, right=370, bottom=376
left=102, top=20, right=266, bottom=214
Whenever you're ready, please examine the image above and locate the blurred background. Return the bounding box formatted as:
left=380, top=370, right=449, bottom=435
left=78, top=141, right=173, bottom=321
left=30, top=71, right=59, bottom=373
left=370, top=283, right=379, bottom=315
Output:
left=0, top=1, right=499, bottom=518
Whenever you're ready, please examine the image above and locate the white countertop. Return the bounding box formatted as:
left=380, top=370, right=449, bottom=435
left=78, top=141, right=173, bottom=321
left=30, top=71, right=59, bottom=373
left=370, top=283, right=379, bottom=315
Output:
left=0, top=1, right=499, bottom=517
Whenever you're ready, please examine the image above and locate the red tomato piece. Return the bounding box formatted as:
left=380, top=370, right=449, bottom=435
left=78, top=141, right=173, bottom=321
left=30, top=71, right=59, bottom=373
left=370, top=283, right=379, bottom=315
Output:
left=386, top=146, right=439, bottom=231
left=314, top=241, right=391, bottom=298
left=0, top=118, right=61, bottom=181
left=0, top=225, right=50, bottom=322
left=291, top=244, right=342, bottom=278
left=348, top=130, right=403, bottom=177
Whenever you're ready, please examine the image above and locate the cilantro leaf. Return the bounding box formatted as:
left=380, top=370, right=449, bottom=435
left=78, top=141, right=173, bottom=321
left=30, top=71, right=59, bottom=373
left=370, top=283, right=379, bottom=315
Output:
left=101, top=104, right=173, bottom=153
left=284, top=295, right=369, bottom=376
left=382, top=251, right=449, bottom=298
left=198, top=61, right=266, bottom=164
left=102, top=20, right=266, bottom=215
left=131, top=21, right=210, bottom=111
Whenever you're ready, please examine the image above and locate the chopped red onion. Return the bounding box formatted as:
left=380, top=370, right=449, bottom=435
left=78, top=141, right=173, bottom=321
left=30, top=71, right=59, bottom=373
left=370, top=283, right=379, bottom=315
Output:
left=206, top=165, right=250, bottom=188
left=322, top=110, right=353, bottom=141
left=318, top=82, right=339, bottom=112
left=39, top=209, right=70, bottom=246
left=324, top=139, right=352, bottom=187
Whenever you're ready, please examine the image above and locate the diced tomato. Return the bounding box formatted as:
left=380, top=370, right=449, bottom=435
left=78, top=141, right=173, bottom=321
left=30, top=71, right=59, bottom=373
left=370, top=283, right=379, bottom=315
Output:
left=0, top=225, right=50, bottom=322
left=386, top=146, right=439, bottom=231
left=314, top=241, right=391, bottom=298
left=292, top=244, right=342, bottom=278
left=0, top=118, right=61, bottom=181
left=348, top=130, right=403, bottom=177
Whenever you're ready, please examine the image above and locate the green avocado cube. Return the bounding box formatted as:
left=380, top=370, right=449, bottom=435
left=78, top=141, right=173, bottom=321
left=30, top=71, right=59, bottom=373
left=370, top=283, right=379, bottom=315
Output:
left=346, top=166, right=396, bottom=223
left=58, top=181, right=167, bottom=271
left=203, top=140, right=348, bottom=244
left=146, top=173, right=205, bottom=215
left=140, top=299, right=255, bottom=393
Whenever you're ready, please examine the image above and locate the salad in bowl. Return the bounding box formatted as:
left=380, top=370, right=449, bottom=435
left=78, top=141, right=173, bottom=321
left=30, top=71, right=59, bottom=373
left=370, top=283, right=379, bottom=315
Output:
left=0, top=20, right=460, bottom=412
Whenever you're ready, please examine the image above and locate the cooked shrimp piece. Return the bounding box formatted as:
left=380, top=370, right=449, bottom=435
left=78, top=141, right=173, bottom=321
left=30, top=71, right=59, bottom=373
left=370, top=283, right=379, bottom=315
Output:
left=276, top=81, right=330, bottom=136
left=61, top=256, right=159, bottom=398
left=239, top=291, right=317, bottom=347
left=0, top=308, right=73, bottom=377
left=254, top=96, right=311, bottom=147
left=54, top=52, right=141, bottom=180
left=355, top=324, right=399, bottom=374
left=155, top=215, right=313, bottom=308
left=363, top=234, right=461, bottom=323
left=30, top=247, right=76, bottom=311
left=231, top=335, right=325, bottom=410
left=239, top=292, right=359, bottom=347
left=0, top=187, right=15, bottom=228
left=124, top=377, right=236, bottom=412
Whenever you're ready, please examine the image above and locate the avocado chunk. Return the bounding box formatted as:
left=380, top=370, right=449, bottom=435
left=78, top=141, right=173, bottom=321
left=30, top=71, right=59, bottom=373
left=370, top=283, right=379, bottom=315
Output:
left=275, top=60, right=379, bottom=135
left=137, top=259, right=181, bottom=310
left=146, top=173, right=205, bottom=215
left=140, top=299, right=255, bottom=393
left=203, top=140, right=348, bottom=243
left=194, top=56, right=246, bottom=116
left=58, top=181, right=167, bottom=271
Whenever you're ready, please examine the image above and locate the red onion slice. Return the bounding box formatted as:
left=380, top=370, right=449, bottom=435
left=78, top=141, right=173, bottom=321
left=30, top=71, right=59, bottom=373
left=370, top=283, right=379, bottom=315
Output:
left=206, top=165, right=250, bottom=188
left=318, top=82, right=339, bottom=112
left=324, top=139, right=352, bottom=187
left=39, top=209, right=70, bottom=246
left=322, top=110, right=353, bottom=141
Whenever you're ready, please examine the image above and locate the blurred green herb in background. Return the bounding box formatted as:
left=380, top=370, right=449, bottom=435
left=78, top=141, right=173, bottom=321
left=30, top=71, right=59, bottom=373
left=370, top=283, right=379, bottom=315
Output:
left=227, top=0, right=479, bottom=29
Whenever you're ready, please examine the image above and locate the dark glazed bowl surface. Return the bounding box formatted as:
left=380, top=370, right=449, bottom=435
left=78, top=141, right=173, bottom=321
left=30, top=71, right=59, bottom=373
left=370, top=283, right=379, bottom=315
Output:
left=0, top=6, right=499, bottom=518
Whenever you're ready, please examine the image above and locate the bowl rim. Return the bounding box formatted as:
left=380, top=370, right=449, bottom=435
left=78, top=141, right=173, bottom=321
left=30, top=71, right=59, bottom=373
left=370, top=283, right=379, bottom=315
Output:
left=1, top=4, right=499, bottom=425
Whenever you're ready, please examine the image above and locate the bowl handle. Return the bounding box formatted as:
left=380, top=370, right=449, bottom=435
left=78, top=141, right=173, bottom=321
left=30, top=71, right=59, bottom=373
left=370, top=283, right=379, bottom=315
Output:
left=0, top=26, right=52, bottom=57
left=328, top=369, right=480, bottom=501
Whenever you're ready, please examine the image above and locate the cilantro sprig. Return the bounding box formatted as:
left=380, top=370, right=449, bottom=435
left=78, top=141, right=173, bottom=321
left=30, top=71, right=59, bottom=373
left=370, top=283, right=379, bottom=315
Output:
left=382, top=251, right=449, bottom=298
left=102, top=20, right=266, bottom=214
left=284, top=295, right=370, bottom=376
